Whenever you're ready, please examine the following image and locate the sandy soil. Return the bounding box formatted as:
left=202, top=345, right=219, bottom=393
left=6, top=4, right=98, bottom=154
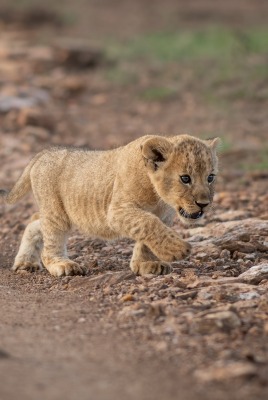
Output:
left=0, top=1, right=268, bottom=399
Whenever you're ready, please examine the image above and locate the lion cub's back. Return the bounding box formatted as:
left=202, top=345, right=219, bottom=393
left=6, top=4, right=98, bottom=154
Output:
left=30, top=147, right=119, bottom=238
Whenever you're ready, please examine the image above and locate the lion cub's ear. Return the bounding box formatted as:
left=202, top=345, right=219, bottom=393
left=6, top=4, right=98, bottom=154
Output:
left=141, top=137, right=173, bottom=171
left=206, top=137, right=221, bottom=150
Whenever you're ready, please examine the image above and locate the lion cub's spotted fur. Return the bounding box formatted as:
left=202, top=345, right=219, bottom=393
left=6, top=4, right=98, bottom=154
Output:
left=0, top=135, right=219, bottom=277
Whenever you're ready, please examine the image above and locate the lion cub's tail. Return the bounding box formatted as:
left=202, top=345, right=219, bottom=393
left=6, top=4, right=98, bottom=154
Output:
left=0, top=153, right=43, bottom=204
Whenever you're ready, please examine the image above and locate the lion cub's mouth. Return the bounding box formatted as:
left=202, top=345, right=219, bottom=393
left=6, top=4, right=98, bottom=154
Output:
left=179, top=208, right=203, bottom=220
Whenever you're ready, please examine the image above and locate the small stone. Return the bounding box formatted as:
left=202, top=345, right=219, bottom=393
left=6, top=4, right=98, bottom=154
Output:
left=152, top=341, right=168, bottom=352
left=61, top=76, right=86, bottom=94
left=0, top=349, right=10, bottom=359
left=54, top=39, right=104, bottom=69
left=175, top=290, right=198, bottom=300
left=17, top=108, right=55, bottom=130
left=245, top=253, right=257, bottom=261
left=258, top=298, right=268, bottom=313
left=119, top=305, right=146, bottom=318
left=102, top=246, right=113, bottom=252
left=196, top=252, right=209, bottom=261
left=238, top=291, right=260, bottom=300
left=148, top=302, right=166, bottom=318
left=62, top=276, right=72, bottom=283
left=0, top=87, right=49, bottom=113
left=195, top=362, right=257, bottom=382
left=220, top=249, right=231, bottom=259
left=121, top=294, right=135, bottom=302
left=121, top=249, right=132, bottom=256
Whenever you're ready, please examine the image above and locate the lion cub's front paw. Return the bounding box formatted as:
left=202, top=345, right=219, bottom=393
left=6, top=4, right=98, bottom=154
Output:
left=131, top=261, right=172, bottom=276
left=47, top=260, right=87, bottom=277
left=152, top=234, right=191, bottom=262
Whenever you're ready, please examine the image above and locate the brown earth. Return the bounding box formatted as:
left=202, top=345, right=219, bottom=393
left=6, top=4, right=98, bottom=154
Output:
left=0, top=1, right=268, bottom=399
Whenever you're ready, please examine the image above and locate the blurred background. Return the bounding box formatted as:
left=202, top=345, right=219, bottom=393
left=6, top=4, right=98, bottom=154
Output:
left=0, top=0, right=267, bottom=168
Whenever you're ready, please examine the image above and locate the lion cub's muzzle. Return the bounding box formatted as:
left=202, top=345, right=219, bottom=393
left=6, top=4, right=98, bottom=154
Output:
left=179, top=201, right=210, bottom=220
left=179, top=208, right=203, bottom=220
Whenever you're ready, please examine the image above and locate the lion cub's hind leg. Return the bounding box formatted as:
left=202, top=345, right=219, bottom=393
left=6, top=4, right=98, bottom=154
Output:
left=130, top=242, right=172, bottom=276
left=12, top=215, right=43, bottom=273
left=40, top=215, right=86, bottom=277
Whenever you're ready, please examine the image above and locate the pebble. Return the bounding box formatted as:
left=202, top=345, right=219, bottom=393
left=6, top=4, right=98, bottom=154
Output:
left=121, top=249, right=132, bottom=256
left=195, top=362, right=257, bottom=382
left=102, top=246, right=113, bottom=252
left=121, top=294, right=135, bottom=302
left=220, top=249, right=231, bottom=259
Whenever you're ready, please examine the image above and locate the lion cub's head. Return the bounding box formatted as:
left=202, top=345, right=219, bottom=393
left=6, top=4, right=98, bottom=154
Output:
left=141, top=135, right=220, bottom=225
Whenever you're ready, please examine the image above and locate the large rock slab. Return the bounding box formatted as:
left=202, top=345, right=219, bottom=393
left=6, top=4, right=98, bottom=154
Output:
left=188, top=218, right=268, bottom=256
left=238, top=263, right=268, bottom=284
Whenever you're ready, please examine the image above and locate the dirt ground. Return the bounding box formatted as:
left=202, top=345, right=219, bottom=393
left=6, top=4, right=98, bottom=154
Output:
left=0, top=1, right=268, bottom=399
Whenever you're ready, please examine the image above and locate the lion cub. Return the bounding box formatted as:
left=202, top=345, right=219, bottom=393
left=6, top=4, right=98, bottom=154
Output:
left=0, top=135, right=219, bottom=277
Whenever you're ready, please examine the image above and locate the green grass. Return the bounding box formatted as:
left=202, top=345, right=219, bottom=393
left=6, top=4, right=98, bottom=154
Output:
left=140, top=86, right=177, bottom=101
left=242, top=148, right=268, bottom=171
left=105, top=67, right=138, bottom=86
left=105, top=27, right=268, bottom=104
left=107, top=28, right=268, bottom=63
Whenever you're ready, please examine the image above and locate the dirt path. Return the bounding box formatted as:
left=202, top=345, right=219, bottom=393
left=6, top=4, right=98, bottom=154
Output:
left=1, top=266, right=267, bottom=400
left=0, top=272, right=229, bottom=400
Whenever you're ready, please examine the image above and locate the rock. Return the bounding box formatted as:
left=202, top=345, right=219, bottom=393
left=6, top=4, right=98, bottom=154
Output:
left=17, top=108, right=55, bottom=130
left=194, top=362, right=257, bottom=382
left=191, top=310, right=241, bottom=334
left=53, top=39, right=104, bottom=69
left=239, top=264, right=268, bottom=284
left=148, top=302, right=166, bottom=318
left=0, top=349, right=10, bottom=359
left=121, top=294, right=135, bottom=302
left=196, top=252, right=209, bottom=261
left=197, top=283, right=261, bottom=303
left=220, top=249, right=231, bottom=259
left=258, top=298, right=268, bottom=313
left=215, top=210, right=250, bottom=222
left=53, top=76, right=87, bottom=98
left=119, top=308, right=146, bottom=318
left=189, top=218, right=268, bottom=245
left=238, top=291, right=260, bottom=300
left=121, top=249, right=132, bottom=256
left=68, top=271, right=136, bottom=290
left=151, top=341, right=168, bottom=352
left=175, top=290, right=198, bottom=300
left=0, top=87, right=49, bottom=113
left=187, top=277, right=238, bottom=289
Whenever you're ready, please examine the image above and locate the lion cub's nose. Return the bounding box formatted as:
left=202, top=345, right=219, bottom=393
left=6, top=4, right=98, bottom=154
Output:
left=195, top=201, right=209, bottom=209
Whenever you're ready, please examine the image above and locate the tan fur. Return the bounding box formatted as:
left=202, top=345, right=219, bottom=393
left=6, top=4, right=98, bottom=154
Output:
left=1, top=135, right=219, bottom=277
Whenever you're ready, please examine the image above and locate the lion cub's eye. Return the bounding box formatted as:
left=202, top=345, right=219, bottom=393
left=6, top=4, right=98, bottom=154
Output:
left=180, top=175, right=191, bottom=184
left=208, top=174, right=215, bottom=184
